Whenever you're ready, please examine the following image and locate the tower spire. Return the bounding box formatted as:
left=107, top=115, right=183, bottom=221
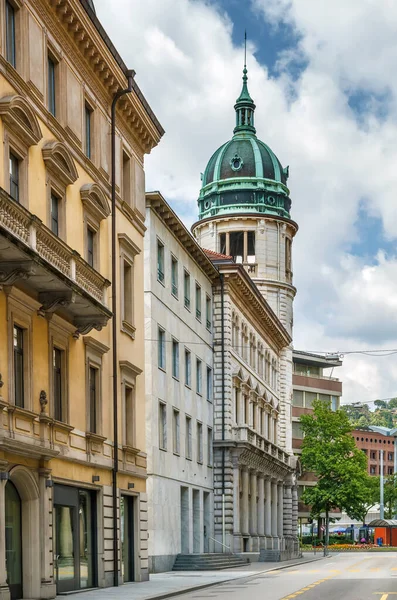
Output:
left=234, top=31, right=256, bottom=135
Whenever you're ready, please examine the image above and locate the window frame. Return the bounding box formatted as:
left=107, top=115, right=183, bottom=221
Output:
left=206, top=366, right=212, bottom=402
left=197, top=421, right=203, bottom=464
left=171, top=254, right=178, bottom=298
left=121, top=148, right=134, bottom=207
left=8, top=294, right=33, bottom=411
left=118, top=234, right=140, bottom=339
left=172, top=338, right=179, bottom=380
left=195, top=282, right=201, bottom=321
left=159, top=401, right=167, bottom=450
left=184, top=348, right=191, bottom=388
left=47, top=50, right=58, bottom=117
left=184, top=269, right=191, bottom=310
left=120, top=360, right=141, bottom=451
left=5, top=0, right=16, bottom=68
left=4, top=131, right=28, bottom=208
left=158, top=327, right=166, bottom=371
left=157, top=238, right=165, bottom=285
left=46, top=177, right=66, bottom=241
left=185, top=415, right=192, bottom=460
left=196, top=358, right=202, bottom=395
left=173, top=408, right=180, bottom=455
left=13, top=323, right=24, bottom=408
left=84, top=336, right=109, bottom=435
left=84, top=102, right=93, bottom=160
left=205, top=295, right=211, bottom=331
left=207, top=427, right=213, bottom=466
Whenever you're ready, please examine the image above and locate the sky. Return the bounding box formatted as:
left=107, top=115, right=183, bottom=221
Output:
left=95, top=0, right=397, bottom=405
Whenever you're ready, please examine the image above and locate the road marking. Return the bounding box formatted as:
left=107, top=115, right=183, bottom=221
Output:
left=280, top=576, right=332, bottom=599
left=370, top=568, right=380, bottom=572
left=329, top=569, right=341, bottom=573
left=347, top=569, right=360, bottom=572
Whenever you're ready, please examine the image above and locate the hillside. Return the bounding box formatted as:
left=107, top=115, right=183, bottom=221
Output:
left=342, top=399, right=397, bottom=429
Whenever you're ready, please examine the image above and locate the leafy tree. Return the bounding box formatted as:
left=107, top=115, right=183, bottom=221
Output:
left=375, top=400, right=388, bottom=409
left=300, top=400, right=370, bottom=554
left=388, top=398, right=397, bottom=410
left=384, top=474, right=397, bottom=519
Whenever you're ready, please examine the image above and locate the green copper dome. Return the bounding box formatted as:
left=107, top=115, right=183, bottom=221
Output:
left=198, top=62, right=292, bottom=221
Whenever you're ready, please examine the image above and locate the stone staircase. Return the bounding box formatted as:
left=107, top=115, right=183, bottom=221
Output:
left=173, top=553, right=250, bottom=571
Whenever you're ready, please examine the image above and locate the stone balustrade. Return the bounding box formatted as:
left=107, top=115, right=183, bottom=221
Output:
left=232, top=424, right=290, bottom=464
left=0, top=189, right=110, bottom=306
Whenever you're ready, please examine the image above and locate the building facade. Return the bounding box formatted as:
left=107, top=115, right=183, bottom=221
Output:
left=0, top=1, right=162, bottom=598
left=291, top=351, right=343, bottom=531
left=192, top=63, right=300, bottom=559
left=144, top=192, right=218, bottom=572
left=353, top=426, right=397, bottom=476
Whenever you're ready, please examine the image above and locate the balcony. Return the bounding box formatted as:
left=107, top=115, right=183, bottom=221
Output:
left=292, top=372, right=342, bottom=393
left=242, top=263, right=257, bottom=276
left=232, top=424, right=290, bottom=465
left=0, top=189, right=111, bottom=335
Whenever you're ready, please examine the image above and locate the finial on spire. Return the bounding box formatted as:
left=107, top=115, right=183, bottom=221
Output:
left=244, top=30, right=247, bottom=68
left=233, top=30, right=256, bottom=135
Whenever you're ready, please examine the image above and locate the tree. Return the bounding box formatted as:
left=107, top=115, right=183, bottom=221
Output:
left=375, top=400, right=387, bottom=409
left=300, top=400, right=370, bottom=554
left=384, top=474, right=397, bottom=519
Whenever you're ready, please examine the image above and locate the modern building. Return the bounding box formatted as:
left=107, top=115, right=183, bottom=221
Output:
left=353, top=426, right=397, bottom=476
left=0, top=1, right=162, bottom=598
left=192, top=60, right=300, bottom=559
left=291, top=351, right=343, bottom=532
left=144, top=192, right=218, bottom=572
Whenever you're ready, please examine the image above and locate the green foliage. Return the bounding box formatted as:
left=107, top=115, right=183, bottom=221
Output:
left=341, top=399, right=397, bottom=429
left=384, top=473, right=397, bottom=519
left=300, top=400, right=371, bottom=522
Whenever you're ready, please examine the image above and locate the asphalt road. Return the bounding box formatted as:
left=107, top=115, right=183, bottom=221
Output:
left=172, top=552, right=397, bottom=600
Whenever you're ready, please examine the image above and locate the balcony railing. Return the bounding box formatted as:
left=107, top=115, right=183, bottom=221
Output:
left=293, top=371, right=340, bottom=382
left=184, top=296, right=190, bottom=309
left=0, top=189, right=109, bottom=306
left=233, top=425, right=290, bottom=465
left=157, top=267, right=164, bottom=283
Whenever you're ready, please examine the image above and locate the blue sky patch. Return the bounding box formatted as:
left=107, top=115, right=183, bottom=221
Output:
left=349, top=202, right=394, bottom=261
left=347, top=87, right=392, bottom=126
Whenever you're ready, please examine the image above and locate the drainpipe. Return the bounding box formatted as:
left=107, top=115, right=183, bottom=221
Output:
left=220, top=273, right=226, bottom=551
left=111, top=70, right=134, bottom=587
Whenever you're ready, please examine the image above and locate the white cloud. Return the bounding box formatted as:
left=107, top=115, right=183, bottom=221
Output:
left=95, top=0, right=397, bottom=403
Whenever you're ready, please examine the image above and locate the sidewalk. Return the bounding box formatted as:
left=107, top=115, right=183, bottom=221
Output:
left=57, top=553, right=325, bottom=600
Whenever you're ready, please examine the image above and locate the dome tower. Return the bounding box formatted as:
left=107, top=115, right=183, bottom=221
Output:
left=192, top=60, right=298, bottom=334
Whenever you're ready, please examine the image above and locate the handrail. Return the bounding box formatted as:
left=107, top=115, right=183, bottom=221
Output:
left=208, top=536, right=231, bottom=551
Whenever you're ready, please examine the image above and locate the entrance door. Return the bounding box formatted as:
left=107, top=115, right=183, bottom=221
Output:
left=54, top=485, right=96, bottom=593
left=121, top=496, right=135, bottom=582
left=5, top=481, right=22, bottom=600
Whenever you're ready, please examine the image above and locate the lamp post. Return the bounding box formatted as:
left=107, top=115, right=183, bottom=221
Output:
left=111, top=70, right=134, bottom=587
left=380, top=449, right=384, bottom=520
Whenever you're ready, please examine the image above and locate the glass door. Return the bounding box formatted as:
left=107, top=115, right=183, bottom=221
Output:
left=54, top=485, right=96, bottom=593
left=121, top=496, right=135, bottom=582
left=5, top=481, right=22, bottom=600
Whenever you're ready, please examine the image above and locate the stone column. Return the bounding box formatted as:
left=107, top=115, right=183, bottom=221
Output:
left=264, top=477, right=272, bottom=537
left=232, top=459, right=240, bottom=535
left=0, top=474, right=9, bottom=600
left=292, top=487, right=299, bottom=537
left=257, top=475, right=265, bottom=537
left=39, top=469, right=54, bottom=586
left=277, top=483, right=284, bottom=538
left=249, top=471, right=257, bottom=536
left=271, top=480, right=278, bottom=537
left=283, top=485, right=293, bottom=537
left=241, top=468, right=249, bottom=535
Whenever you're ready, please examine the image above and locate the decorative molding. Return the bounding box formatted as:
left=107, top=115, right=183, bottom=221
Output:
left=119, top=360, right=143, bottom=378
left=37, top=290, right=75, bottom=317
left=73, top=315, right=109, bottom=337
left=0, top=261, right=36, bottom=289
left=83, top=336, right=110, bottom=355
left=0, top=94, right=43, bottom=146
left=80, top=183, right=110, bottom=221
left=42, top=140, right=79, bottom=186
left=117, top=233, right=141, bottom=256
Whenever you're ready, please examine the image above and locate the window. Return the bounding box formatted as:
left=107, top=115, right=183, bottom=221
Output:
left=388, top=452, right=393, bottom=461
left=184, top=270, right=190, bottom=309
left=159, top=402, right=167, bottom=450
left=122, top=150, right=132, bottom=206
left=196, top=359, right=202, bottom=394
left=185, top=349, right=191, bottom=387
left=85, top=104, right=92, bottom=159
left=51, top=191, right=60, bottom=236
left=48, top=54, right=57, bottom=116
left=292, top=421, right=304, bottom=439
left=171, top=256, right=178, bottom=297
left=206, top=296, right=211, bottom=330
left=53, top=347, right=65, bottom=422
left=370, top=451, right=377, bottom=460
left=172, top=339, right=179, bottom=379
left=88, top=366, right=98, bottom=433
left=125, top=385, right=135, bottom=448
left=173, top=409, right=180, bottom=454
left=13, top=324, right=24, bottom=407
left=207, top=428, right=213, bottom=466
left=305, top=391, right=317, bottom=409
left=292, top=390, right=304, bottom=407
left=206, top=367, right=212, bottom=401
left=123, top=259, right=133, bottom=324
left=185, top=416, right=192, bottom=459
left=388, top=467, right=394, bottom=475
left=87, top=227, right=95, bottom=267
left=157, top=239, right=164, bottom=283
left=331, top=396, right=339, bottom=411
left=9, top=151, right=19, bottom=202
left=370, top=465, right=376, bottom=475
left=158, top=328, right=166, bottom=370
left=5, top=1, right=16, bottom=68
left=195, top=283, right=201, bottom=320
left=197, top=422, right=203, bottom=463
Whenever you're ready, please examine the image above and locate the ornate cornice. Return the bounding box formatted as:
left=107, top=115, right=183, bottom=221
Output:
left=42, top=140, right=79, bottom=186
left=0, top=94, right=42, bottom=146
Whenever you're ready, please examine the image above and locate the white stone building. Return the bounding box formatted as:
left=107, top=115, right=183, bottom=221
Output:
left=144, top=192, right=218, bottom=572
left=191, top=62, right=300, bottom=559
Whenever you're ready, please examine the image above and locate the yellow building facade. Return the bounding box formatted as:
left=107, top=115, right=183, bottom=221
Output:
left=0, top=1, right=163, bottom=598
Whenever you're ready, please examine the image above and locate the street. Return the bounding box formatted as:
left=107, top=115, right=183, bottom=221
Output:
left=173, top=553, right=397, bottom=600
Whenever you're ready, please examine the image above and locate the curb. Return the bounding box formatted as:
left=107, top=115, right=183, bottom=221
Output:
left=140, top=555, right=327, bottom=600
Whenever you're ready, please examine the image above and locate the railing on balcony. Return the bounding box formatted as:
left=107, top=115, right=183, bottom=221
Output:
left=233, top=425, right=290, bottom=465
left=0, top=189, right=109, bottom=306
left=242, top=263, right=258, bottom=276
left=293, top=371, right=340, bottom=382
